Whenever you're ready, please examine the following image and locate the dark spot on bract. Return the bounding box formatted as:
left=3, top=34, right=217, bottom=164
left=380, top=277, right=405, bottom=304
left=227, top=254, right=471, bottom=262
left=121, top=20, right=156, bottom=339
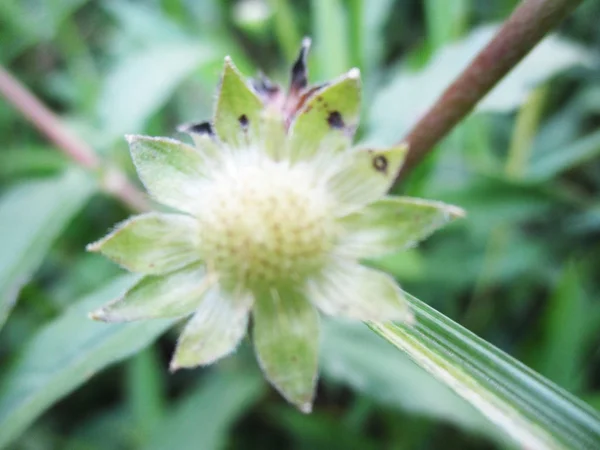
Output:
left=327, top=111, right=344, bottom=129
left=178, top=121, right=213, bottom=136
left=373, top=155, right=388, bottom=173
left=239, top=114, right=249, bottom=128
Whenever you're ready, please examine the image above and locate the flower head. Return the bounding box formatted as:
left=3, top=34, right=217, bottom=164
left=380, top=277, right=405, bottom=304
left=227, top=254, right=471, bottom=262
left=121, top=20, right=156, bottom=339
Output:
left=88, top=39, right=464, bottom=412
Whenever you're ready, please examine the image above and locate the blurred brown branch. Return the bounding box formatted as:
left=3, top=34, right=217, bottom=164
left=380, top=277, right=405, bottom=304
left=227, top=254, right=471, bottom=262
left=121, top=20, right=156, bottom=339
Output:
left=0, top=65, right=149, bottom=211
left=397, top=0, right=584, bottom=179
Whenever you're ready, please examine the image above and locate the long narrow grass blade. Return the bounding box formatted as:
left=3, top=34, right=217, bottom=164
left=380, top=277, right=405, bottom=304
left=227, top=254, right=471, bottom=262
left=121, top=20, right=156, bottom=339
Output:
left=369, top=293, right=600, bottom=450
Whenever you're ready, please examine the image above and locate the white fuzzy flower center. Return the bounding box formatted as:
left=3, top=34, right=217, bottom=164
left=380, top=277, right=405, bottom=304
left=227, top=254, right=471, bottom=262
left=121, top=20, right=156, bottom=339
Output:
left=198, top=157, right=334, bottom=288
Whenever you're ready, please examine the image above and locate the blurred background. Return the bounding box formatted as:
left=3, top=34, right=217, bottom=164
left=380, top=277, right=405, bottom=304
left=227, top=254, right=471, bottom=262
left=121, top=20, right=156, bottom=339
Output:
left=1, top=0, right=600, bottom=449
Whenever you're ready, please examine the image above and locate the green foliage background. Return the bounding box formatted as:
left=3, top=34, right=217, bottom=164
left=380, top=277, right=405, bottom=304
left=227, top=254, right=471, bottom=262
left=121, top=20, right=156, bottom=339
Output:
left=1, top=0, right=599, bottom=448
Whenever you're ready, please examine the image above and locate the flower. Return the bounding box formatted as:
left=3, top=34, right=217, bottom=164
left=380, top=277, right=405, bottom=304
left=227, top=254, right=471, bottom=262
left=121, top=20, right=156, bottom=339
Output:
left=87, top=39, right=464, bottom=413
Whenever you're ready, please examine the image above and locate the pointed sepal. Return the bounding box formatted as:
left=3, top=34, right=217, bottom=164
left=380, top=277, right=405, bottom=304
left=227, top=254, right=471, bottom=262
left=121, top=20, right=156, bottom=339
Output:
left=252, top=286, right=320, bottom=413
left=329, top=144, right=408, bottom=214
left=308, top=260, right=413, bottom=323
left=87, top=213, right=201, bottom=275
left=287, top=68, right=361, bottom=161
left=214, top=57, right=264, bottom=149
left=339, top=197, right=465, bottom=259
left=89, top=264, right=211, bottom=322
left=127, top=135, right=206, bottom=214
left=170, top=287, right=252, bottom=370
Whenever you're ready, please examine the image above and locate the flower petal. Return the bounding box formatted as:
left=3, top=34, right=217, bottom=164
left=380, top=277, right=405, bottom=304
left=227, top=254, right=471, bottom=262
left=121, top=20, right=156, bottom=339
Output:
left=170, top=286, right=252, bottom=370
left=287, top=69, right=361, bottom=162
left=214, top=57, right=264, bottom=149
left=127, top=135, right=207, bottom=214
left=307, top=260, right=413, bottom=323
left=89, top=264, right=212, bottom=322
left=252, top=286, right=320, bottom=413
left=328, top=144, right=407, bottom=214
left=87, top=213, right=201, bottom=275
left=338, top=196, right=465, bottom=259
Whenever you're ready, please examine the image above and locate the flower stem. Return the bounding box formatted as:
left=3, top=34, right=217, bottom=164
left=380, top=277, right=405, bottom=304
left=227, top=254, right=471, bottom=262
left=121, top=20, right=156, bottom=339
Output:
left=397, top=0, right=583, bottom=178
left=0, top=64, right=149, bottom=212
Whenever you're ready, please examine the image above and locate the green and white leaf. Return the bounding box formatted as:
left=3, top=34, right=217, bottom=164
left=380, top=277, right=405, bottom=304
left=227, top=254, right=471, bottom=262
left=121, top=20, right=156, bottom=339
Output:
left=320, top=320, right=501, bottom=441
left=369, top=292, right=600, bottom=450
left=0, top=169, right=95, bottom=330
left=0, top=276, right=174, bottom=449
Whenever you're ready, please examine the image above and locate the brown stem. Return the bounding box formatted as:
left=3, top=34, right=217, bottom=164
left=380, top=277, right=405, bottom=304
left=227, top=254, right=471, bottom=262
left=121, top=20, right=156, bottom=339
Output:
left=397, top=0, right=583, bottom=178
left=0, top=65, right=149, bottom=211
left=0, top=66, right=100, bottom=168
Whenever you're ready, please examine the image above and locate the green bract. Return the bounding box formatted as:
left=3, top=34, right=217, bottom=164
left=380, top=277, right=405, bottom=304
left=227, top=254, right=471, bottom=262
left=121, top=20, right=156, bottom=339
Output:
left=87, top=40, right=464, bottom=412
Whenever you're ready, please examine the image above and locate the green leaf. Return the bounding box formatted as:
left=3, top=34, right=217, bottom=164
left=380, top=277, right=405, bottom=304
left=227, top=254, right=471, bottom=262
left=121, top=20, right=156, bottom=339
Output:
left=288, top=70, right=361, bottom=161
left=369, top=26, right=593, bottom=144
left=0, top=147, right=67, bottom=179
left=146, top=369, right=264, bottom=450
left=90, top=264, right=209, bottom=322
left=528, top=129, right=600, bottom=180
left=338, top=196, right=464, bottom=259
left=265, top=403, right=381, bottom=449
left=424, top=0, right=469, bottom=51
left=102, top=0, right=188, bottom=44
left=425, top=174, right=553, bottom=238
left=0, top=0, right=90, bottom=61
left=127, top=135, right=206, bottom=214
left=126, top=347, right=165, bottom=447
left=214, top=57, right=264, bottom=149
left=98, top=41, right=217, bottom=142
left=88, top=212, right=201, bottom=275
left=252, top=286, right=319, bottom=413
left=310, top=0, right=350, bottom=79
left=479, top=34, right=593, bottom=112
left=369, top=292, right=600, bottom=450
left=0, top=169, right=95, bottom=330
left=308, top=261, right=412, bottom=322
left=534, top=263, right=590, bottom=390
left=170, top=286, right=252, bottom=370
left=0, top=275, right=175, bottom=448
left=267, top=0, right=302, bottom=61
left=328, top=145, right=407, bottom=213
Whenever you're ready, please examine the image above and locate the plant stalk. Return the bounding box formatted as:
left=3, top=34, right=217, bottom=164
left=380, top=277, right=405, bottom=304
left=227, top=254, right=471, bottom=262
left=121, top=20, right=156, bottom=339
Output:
left=397, top=0, right=583, bottom=178
left=0, top=65, right=149, bottom=212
